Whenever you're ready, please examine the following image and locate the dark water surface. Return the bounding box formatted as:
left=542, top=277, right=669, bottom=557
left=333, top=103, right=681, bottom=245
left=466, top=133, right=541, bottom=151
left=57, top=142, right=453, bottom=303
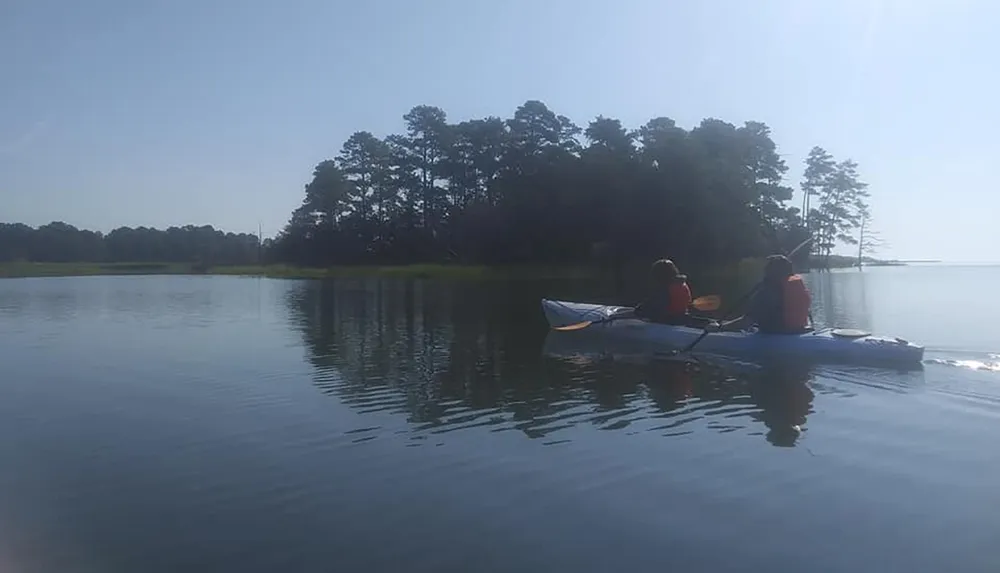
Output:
left=1, top=267, right=999, bottom=572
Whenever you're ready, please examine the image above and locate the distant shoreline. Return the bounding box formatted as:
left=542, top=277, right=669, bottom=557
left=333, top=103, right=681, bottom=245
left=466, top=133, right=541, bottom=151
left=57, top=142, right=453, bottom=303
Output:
left=0, top=257, right=949, bottom=281
left=0, top=262, right=598, bottom=281
left=809, top=255, right=911, bottom=268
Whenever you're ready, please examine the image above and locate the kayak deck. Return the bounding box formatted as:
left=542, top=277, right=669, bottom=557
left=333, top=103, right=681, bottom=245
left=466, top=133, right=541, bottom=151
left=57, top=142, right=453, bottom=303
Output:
left=541, top=298, right=925, bottom=367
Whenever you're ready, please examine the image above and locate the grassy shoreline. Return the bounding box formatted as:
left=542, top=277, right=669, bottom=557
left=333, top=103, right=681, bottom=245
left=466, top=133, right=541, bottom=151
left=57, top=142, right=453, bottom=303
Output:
left=0, top=256, right=906, bottom=280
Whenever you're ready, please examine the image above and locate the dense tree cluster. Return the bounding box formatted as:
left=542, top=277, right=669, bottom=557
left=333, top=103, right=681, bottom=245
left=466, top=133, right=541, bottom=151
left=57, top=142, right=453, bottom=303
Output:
left=0, top=222, right=260, bottom=265
left=2, top=101, right=873, bottom=270
left=272, top=100, right=870, bottom=269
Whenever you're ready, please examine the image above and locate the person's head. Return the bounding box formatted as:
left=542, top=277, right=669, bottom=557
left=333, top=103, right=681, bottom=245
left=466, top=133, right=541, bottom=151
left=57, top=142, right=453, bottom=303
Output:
left=763, top=254, right=794, bottom=281
left=650, top=259, right=685, bottom=283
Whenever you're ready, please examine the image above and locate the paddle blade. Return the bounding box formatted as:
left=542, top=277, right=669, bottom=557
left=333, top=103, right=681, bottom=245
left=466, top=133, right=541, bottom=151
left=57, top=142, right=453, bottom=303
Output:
left=692, top=295, right=721, bottom=312
left=552, top=321, right=594, bottom=332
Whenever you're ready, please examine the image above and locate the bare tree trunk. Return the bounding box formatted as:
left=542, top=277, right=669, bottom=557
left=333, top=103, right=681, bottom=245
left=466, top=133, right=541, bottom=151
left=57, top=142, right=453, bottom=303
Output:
left=857, top=216, right=865, bottom=269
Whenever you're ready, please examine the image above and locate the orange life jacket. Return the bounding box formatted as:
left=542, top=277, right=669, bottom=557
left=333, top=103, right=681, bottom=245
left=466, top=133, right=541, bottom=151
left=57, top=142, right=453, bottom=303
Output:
left=666, top=280, right=692, bottom=316
left=782, top=274, right=811, bottom=330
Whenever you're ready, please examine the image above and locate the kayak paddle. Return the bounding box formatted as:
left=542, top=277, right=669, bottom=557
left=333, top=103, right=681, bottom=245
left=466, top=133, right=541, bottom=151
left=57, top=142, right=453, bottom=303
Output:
left=675, top=236, right=815, bottom=355
left=552, top=295, right=722, bottom=332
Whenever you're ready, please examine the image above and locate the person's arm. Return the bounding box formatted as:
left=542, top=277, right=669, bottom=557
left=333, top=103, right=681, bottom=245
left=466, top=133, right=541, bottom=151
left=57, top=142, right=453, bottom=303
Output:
left=716, top=290, right=763, bottom=331
left=634, top=289, right=654, bottom=317
left=718, top=314, right=753, bottom=331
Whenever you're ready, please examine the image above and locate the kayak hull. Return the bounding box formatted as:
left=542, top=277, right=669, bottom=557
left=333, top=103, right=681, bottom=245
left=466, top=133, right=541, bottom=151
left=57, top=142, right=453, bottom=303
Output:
left=541, top=299, right=925, bottom=367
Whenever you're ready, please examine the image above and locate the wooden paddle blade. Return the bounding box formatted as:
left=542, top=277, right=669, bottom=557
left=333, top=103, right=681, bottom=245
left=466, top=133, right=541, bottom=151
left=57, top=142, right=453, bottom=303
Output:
left=691, top=295, right=721, bottom=311
left=552, top=321, right=594, bottom=331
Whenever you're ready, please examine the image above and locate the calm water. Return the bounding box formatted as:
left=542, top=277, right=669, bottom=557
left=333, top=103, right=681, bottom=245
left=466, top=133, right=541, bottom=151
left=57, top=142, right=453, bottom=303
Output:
left=1, top=266, right=999, bottom=572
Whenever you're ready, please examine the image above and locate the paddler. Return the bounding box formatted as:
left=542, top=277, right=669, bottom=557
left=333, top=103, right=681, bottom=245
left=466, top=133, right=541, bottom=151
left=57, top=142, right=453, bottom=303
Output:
left=715, top=254, right=812, bottom=334
left=635, top=259, right=714, bottom=327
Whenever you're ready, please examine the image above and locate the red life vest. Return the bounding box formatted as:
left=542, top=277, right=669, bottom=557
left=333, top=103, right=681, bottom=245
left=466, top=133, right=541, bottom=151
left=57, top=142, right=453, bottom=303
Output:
left=782, top=274, right=811, bottom=330
left=666, top=280, right=692, bottom=316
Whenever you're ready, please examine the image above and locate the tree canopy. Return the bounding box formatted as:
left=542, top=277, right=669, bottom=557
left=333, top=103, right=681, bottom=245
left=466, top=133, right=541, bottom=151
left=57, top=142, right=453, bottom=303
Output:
left=0, top=223, right=260, bottom=265
left=272, top=100, right=866, bottom=270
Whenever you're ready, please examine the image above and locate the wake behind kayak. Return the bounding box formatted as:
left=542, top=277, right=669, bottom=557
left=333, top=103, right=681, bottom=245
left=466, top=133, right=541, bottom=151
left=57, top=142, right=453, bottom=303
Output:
left=541, top=299, right=925, bottom=369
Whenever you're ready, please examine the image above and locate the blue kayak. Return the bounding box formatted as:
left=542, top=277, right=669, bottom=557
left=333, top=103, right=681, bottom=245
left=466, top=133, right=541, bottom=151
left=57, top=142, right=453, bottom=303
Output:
left=541, top=299, right=925, bottom=367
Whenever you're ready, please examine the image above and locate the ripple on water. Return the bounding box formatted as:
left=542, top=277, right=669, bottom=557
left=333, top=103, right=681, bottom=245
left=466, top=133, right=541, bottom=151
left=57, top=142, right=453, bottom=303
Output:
left=926, top=351, right=1000, bottom=372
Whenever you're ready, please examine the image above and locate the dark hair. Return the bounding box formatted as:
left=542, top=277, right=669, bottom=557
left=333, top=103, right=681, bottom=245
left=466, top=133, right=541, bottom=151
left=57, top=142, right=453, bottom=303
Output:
left=651, top=259, right=686, bottom=282
left=764, top=254, right=794, bottom=280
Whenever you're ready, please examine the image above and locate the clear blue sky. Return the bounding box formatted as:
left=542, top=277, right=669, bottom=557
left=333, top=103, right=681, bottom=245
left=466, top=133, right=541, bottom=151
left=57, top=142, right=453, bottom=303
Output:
left=1, top=0, right=995, bottom=262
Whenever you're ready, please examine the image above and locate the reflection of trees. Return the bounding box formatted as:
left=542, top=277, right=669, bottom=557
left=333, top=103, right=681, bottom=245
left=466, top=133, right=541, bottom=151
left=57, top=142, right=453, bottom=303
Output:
left=284, top=278, right=570, bottom=434
left=284, top=278, right=822, bottom=447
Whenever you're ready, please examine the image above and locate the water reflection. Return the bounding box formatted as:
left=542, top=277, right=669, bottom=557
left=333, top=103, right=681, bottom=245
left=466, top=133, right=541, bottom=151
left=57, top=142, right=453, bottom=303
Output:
left=543, top=334, right=817, bottom=447
left=284, top=278, right=836, bottom=448
left=0, top=279, right=81, bottom=322
left=806, top=270, right=872, bottom=331
left=747, top=365, right=815, bottom=447
left=0, top=276, right=258, bottom=327
left=0, top=273, right=988, bottom=573
left=284, top=279, right=542, bottom=431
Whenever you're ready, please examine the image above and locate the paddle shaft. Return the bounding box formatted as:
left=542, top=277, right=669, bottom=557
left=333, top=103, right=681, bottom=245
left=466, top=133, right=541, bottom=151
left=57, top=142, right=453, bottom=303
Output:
left=679, top=236, right=814, bottom=354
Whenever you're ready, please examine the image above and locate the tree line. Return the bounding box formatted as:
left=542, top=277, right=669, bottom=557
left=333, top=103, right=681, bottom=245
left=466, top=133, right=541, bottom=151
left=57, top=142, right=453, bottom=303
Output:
left=1, top=100, right=873, bottom=270
left=0, top=222, right=260, bottom=265
left=272, top=100, right=872, bottom=269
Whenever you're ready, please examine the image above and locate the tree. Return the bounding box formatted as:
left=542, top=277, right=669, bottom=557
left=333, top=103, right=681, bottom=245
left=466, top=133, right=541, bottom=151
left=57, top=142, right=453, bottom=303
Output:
left=276, top=160, right=355, bottom=264
left=856, top=206, right=885, bottom=268
left=738, top=121, right=795, bottom=234
left=0, top=223, right=35, bottom=261
left=811, top=158, right=870, bottom=265
left=800, top=146, right=835, bottom=235
left=584, top=116, right=636, bottom=158
left=338, top=132, right=390, bottom=222
left=337, top=131, right=395, bottom=256
left=254, top=99, right=814, bottom=270
left=0, top=222, right=258, bottom=265
left=446, top=117, right=508, bottom=209
left=399, top=105, right=451, bottom=232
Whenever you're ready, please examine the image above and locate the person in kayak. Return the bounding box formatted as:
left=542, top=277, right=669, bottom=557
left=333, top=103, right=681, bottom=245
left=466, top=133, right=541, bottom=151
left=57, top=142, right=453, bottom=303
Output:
left=714, top=254, right=811, bottom=334
left=634, top=259, right=714, bottom=327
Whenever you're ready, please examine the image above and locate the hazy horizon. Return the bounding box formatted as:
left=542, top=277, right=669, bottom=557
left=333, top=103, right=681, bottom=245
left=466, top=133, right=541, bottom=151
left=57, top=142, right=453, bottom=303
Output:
left=2, top=0, right=996, bottom=262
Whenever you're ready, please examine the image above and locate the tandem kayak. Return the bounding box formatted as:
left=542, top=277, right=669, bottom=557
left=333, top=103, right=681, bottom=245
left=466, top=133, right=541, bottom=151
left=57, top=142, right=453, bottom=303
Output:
left=541, top=299, right=925, bottom=367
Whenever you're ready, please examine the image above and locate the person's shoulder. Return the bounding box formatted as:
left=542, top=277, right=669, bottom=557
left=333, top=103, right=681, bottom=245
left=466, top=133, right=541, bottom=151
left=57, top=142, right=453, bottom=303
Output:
left=787, top=275, right=811, bottom=293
